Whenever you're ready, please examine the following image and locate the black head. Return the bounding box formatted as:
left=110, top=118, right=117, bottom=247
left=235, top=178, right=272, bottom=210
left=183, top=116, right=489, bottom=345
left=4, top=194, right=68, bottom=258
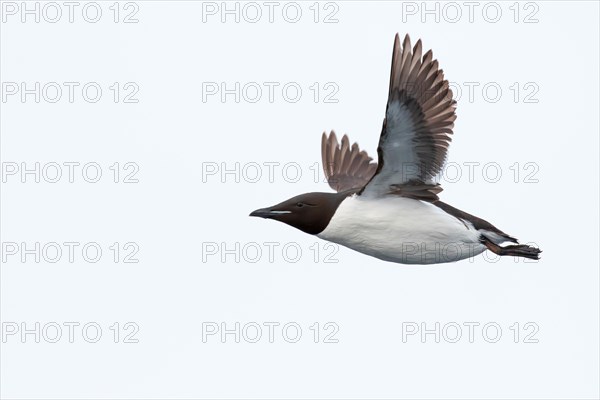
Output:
left=249, top=191, right=351, bottom=235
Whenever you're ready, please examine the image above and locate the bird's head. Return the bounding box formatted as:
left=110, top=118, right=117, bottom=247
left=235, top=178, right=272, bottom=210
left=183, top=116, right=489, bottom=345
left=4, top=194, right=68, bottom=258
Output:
left=249, top=191, right=349, bottom=235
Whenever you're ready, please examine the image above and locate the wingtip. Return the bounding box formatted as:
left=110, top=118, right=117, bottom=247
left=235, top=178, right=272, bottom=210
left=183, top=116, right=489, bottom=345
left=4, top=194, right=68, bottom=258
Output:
left=413, top=39, right=423, bottom=57
left=402, top=34, right=411, bottom=50
left=329, top=130, right=338, bottom=143
left=423, top=49, right=433, bottom=62
left=340, top=134, right=350, bottom=148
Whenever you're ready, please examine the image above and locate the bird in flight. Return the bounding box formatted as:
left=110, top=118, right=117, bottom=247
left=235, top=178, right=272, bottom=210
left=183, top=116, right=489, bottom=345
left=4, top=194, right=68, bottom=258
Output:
left=250, top=34, right=541, bottom=265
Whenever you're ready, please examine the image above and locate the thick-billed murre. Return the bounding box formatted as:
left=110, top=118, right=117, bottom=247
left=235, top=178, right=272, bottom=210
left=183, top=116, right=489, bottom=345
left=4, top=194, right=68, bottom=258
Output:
left=250, top=34, right=541, bottom=265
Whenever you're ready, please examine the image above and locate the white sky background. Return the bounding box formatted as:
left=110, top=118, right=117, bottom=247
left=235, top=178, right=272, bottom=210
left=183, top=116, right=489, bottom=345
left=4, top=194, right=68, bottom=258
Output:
left=1, top=1, right=599, bottom=399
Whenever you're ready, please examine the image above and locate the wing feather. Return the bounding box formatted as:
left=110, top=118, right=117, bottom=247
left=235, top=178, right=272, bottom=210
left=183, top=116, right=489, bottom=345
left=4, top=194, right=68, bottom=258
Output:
left=321, top=131, right=377, bottom=192
left=361, top=34, right=457, bottom=200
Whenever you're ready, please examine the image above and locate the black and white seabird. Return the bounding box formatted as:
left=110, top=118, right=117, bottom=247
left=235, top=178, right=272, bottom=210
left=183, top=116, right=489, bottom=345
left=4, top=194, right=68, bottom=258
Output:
left=250, top=34, right=541, bottom=265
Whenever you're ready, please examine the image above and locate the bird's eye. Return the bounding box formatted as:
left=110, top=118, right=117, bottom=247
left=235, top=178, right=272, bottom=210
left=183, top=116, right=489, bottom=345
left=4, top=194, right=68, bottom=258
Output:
left=296, top=202, right=304, bottom=207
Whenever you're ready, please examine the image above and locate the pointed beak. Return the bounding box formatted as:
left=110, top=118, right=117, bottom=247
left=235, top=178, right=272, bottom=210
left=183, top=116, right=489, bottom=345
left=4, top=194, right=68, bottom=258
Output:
left=249, top=208, right=291, bottom=219
left=249, top=207, right=272, bottom=218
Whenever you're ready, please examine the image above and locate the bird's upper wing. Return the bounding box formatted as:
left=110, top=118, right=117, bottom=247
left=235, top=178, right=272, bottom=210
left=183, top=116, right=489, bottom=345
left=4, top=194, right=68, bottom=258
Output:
left=360, top=34, right=456, bottom=201
left=321, top=131, right=378, bottom=192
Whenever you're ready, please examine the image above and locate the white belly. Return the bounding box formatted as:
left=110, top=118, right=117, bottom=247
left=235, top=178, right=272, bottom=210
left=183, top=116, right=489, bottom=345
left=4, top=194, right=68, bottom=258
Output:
left=317, top=195, right=486, bottom=265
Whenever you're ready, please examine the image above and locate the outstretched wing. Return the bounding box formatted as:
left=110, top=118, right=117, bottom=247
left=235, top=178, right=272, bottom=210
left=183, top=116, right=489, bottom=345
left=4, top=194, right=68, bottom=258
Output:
left=321, top=131, right=377, bottom=192
left=360, top=34, right=456, bottom=200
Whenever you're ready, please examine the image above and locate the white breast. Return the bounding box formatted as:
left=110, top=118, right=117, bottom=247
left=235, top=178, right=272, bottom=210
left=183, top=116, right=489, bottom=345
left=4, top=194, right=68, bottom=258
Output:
left=317, top=195, right=486, bottom=264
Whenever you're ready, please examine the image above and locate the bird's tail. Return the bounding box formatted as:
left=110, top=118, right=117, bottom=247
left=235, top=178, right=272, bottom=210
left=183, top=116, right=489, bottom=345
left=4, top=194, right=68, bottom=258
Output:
left=481, top=237, right=541, bottom=260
